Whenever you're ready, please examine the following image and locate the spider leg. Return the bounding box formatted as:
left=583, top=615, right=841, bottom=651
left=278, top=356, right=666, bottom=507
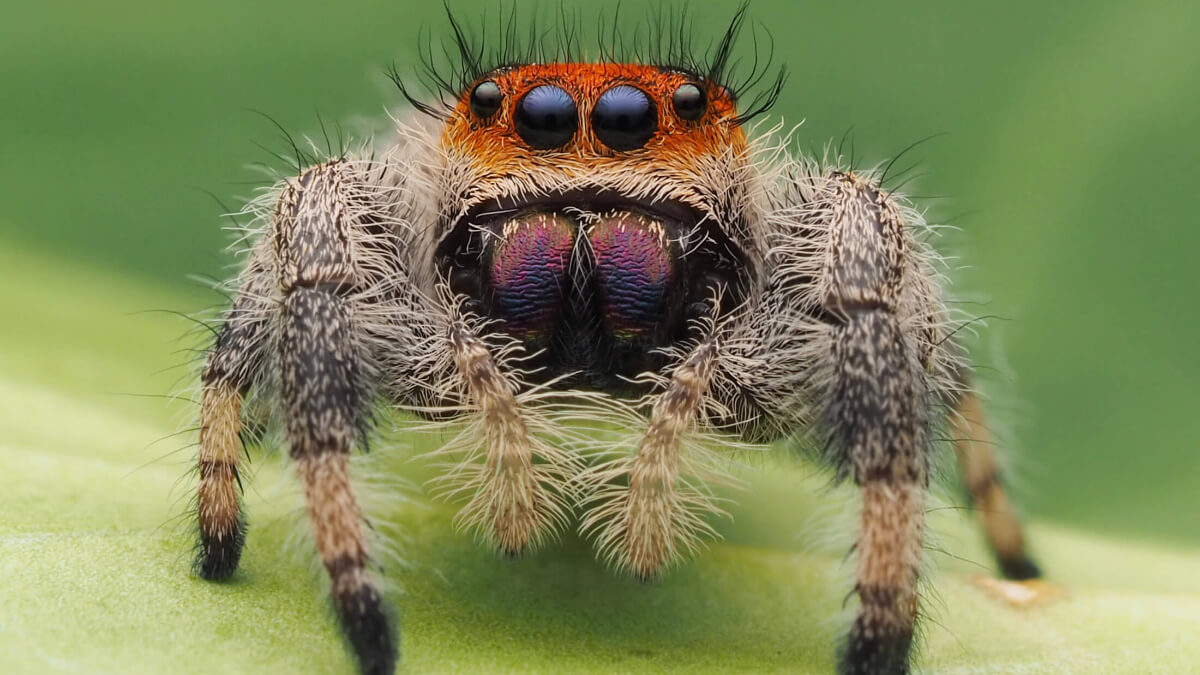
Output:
left=196, top=254, right=271, bottom=580
left=948, top=387, right=1041, bottom=580
left=818, top=171, right=931, bottom=674
left=274, top=160, right=394, bottom=675
left=736, top=160, right=1046, bottom=671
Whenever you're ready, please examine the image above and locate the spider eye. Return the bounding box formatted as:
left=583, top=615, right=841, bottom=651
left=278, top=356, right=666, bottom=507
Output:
left=515, top=85, right=577, bottom=149
left=469, top=80, right=502, bottom=118
left=592, top=85, right=657, bottom=151
left=671, top=83, right=706, bottom=121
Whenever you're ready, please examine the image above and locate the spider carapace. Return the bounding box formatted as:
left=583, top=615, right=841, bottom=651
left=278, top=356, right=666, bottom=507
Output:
left=192, top=13, right=1042, bottom=675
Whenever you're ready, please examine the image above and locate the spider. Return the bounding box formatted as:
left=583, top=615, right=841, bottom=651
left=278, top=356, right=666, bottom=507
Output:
left=192, top=10, right=1041, bottom=675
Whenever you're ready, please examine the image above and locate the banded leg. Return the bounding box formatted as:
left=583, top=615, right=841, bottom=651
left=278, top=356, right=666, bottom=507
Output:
left=822, top=172, right=929, bottom=675
left=276, top=161, right=394, bottom=675
left=196, top=258, right=271, bottom=580
left=950, top=389, right=1040, bottom=580
left=196, top=381, right=246, bottom=579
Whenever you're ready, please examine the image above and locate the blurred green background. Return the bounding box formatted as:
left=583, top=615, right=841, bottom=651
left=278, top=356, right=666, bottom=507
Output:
left=2, top=1, right=1198, bottom=673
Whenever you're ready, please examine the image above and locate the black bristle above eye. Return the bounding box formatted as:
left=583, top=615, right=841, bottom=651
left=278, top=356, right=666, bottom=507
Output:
left=469, top=80, right=502, bottom=118
left=672, top=84, right=706, bottom=121
left=392, top=3, right=786, bottom=127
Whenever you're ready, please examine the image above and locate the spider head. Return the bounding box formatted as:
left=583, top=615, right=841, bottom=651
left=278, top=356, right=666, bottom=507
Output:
left=432, top=63, right=759, bottom=386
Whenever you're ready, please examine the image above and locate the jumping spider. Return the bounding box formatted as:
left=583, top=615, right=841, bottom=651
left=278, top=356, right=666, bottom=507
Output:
left=193, top=11, right=1040, bottom=675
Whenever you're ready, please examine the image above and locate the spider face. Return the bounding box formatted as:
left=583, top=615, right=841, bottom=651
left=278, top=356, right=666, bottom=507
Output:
left=436, top=64, right=751, bottom=385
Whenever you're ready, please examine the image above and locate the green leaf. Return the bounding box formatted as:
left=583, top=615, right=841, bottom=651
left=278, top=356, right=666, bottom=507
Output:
left=2, top=244, right=1198, bottom=674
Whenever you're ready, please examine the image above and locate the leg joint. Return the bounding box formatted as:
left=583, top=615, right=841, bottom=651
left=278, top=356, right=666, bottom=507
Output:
left=822, top=172, right=907, bottom=315
left=275, top=160, right=359, bottom=292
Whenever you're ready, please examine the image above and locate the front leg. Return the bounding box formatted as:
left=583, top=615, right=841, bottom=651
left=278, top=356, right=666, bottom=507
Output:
left=821, top=172, right=930, bottom=674
left=275, top=160, right=395, bottom=675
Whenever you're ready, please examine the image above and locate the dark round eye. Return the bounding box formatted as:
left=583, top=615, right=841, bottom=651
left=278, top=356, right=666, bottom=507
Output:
left=672, top=83, right=706, bottom=121
left=469, top=80, right=502, bottom=118
left=592, top=85, right=657, bottom=151
left=515, top=85, right=578, bottom=149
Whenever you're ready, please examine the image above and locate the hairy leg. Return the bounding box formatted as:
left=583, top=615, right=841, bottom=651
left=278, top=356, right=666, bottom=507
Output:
left=736, top=158, right=1046, bottom=670
left=949, top=389, right=1040, bottom=580
left=820, top=171, right=931, bottom=674
left=275, top=160, right=393, bottom=675
left=196, top=381, right=246, bottom=579
left=196, top=256, right=271, bottom=580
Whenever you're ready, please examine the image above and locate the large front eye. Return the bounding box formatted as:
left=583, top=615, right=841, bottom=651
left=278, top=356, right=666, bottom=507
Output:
left=592, top=85, right=657, bottom=151
left=515, top=85, right=577, bottom=149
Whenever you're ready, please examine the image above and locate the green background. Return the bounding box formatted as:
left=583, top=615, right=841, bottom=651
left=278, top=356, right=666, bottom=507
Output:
left=2, top=1, right=1198, bottom=673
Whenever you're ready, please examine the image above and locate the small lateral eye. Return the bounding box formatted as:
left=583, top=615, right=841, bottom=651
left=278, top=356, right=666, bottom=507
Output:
left=672, top=83, right=706, bottom=121
left=592, top=85, right=657, bottom=151
left=515, top=85, right=578, bottom=149
left=469, top=80, right=502, bottom=118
